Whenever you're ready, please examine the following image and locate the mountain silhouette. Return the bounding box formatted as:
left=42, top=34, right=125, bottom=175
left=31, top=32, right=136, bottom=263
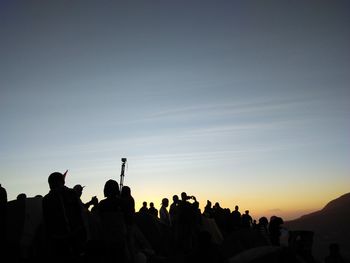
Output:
left=285, top=192, right=350, bottom=261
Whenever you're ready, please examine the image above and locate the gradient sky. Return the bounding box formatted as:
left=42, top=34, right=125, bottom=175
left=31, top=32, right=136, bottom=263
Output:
left=1, top=1, right=349, bottom=220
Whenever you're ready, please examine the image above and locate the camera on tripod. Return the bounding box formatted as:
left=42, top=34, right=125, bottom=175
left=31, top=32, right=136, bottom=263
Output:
left=121, top=158, right=127, bottom=163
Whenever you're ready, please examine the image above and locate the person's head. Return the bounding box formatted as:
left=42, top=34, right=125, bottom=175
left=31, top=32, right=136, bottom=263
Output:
left=73, top=184, right=84, bottom=198
left=259, top=217, right=268, bottom=226
left=48, top=172, right=65, bottom=190
left=245, top=210, right=249, bottom=215
left=162, top=198, right=169, bottom=207
left=142, top=201, right=147, bottom=207
left=235, top=205, right=239, bottom=211
left=206, top=200, right=212, bottom=207
left=17, top=193, right=26, bottom=201
left=121, top=186, right=131, bottom=197
left=0, top=184, right=7, bottom=202
left=173, top=195, right=179, bottom=203
left=150, top=202, right=154, bottom=208
left=103, top=179, right=120, bottom=198
left=181, top=192, right=187, bottom=201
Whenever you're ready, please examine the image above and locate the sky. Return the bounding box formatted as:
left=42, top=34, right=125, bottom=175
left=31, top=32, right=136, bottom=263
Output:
left=1, top=1, right=349, bottom=220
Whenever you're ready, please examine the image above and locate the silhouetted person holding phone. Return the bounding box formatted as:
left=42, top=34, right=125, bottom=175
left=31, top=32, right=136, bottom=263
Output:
left=73, top=184, right=98, bottom=210
left=72, top=184, right=98, bottom=243
left=177, top=192, right=199, bottom=251
left=42, top=172, right=86, bottom=262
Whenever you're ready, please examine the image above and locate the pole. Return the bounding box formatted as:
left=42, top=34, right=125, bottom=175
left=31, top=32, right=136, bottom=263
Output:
left=120, top=158, right=127, bottom=191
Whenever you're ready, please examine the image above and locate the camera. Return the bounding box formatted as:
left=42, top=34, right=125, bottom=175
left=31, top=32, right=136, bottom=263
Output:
left=121, top=158, right=127, bottom=163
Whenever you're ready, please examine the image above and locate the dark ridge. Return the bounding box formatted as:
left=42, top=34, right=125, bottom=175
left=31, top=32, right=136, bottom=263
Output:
left=285, top=192, right=350, bottom=261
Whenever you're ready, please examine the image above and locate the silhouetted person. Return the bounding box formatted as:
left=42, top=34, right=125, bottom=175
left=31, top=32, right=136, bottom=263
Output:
left=121, top=186, right=135, bottom=225
left=325, top=243, right=345, bottom=263
left=16, top=193, right=26, bottom=201
left=177, top=192, right=199, bottom=251
left=149, top=202, right=158, bottom=218
left=213, top=202, right=223, bottom=212
left=231, top=205, right=241, bottom=229
left=0, top=184, right=6, bottom=205
left=169, top=195, right=179, bottom=226
left=0, top=184, right=7, bottom=248
left=73, top=184, right=84, bottom=198
left=213, top=202, right=226, bottom=234
left=204, top=200, right=214, bottom=218
left=42, top=172, right=86, bottom=261
left=98, top=179, right=123, bottom=214
left=257, top=216, right=269, bottom=241
left=73, top=184, right=98, bottom=210
left=241, top=210, right=252, bottom=228
left=159, top=198, right=170, bottom=226
left=97, top=179, right=127, bottom=263
left=139, top=201, right=148, bottom=213
left=269, top=216, right=284, bottom=246
left=72, top=184, right=98, bottom=243
left=120, top=186, right=137, bottom=262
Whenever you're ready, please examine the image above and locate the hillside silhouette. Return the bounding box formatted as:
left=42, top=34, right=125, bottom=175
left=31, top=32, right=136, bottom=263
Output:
left=285, top=192, right=350, bottom=261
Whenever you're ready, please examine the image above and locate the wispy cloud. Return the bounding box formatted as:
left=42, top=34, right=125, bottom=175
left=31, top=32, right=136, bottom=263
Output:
left=134, top=97, right=313, bottom=123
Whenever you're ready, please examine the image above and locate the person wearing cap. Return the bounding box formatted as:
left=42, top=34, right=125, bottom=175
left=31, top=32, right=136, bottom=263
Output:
left=73, top=184, right=85, bottom=198
left=73, top=184, right=98, bottom=210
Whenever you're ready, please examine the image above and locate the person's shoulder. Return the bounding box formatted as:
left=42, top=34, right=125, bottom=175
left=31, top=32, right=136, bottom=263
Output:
left=98, top=198, right=108, bottom=206
left=43, top=190, right=56, bottom=201
left=64, top=186, right=76, bottom=195
left=64, top=187, right=80, bottom=200
left=97, top=199, right=107, bottom=211
left=42, top=193, right=50, bottom=203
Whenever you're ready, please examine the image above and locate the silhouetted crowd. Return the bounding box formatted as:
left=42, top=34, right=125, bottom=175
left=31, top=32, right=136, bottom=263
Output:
left=0, top=175, right=346, bottom=263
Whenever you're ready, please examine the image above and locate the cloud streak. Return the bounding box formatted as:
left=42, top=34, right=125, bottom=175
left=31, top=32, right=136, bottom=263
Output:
left=134, top=97, right=315, bottom=123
